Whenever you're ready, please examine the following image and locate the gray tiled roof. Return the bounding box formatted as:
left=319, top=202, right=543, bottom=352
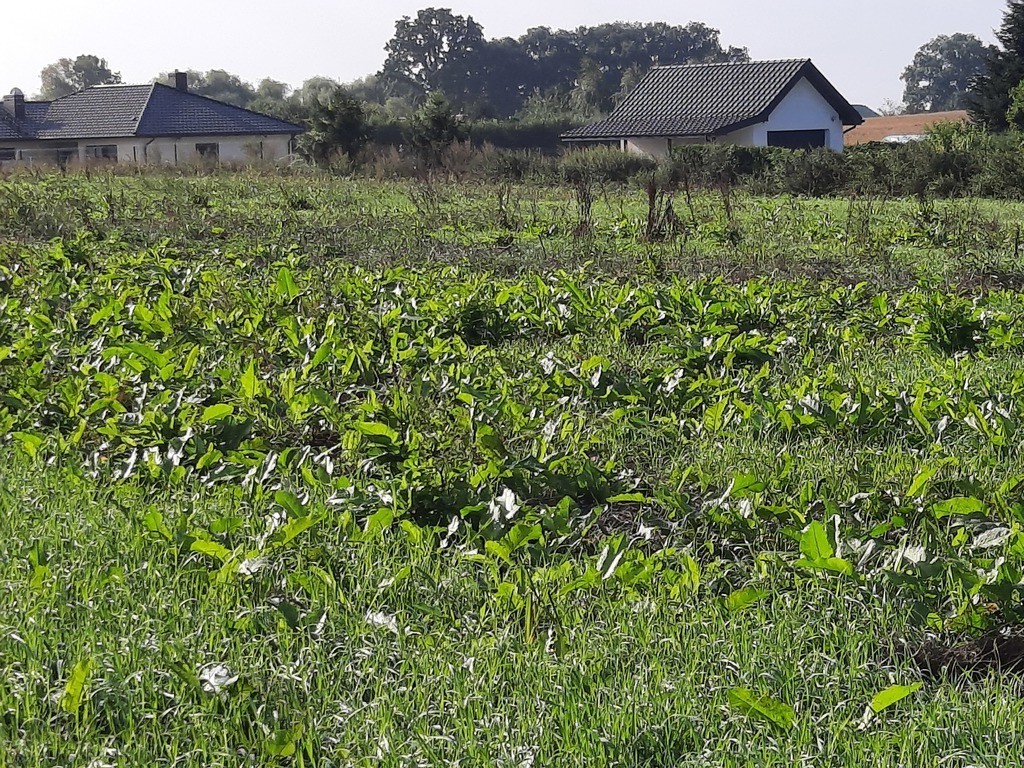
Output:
left=34, top=85, right=153, bottom=139
left=0, top=110, right=23, bottom=140
left=0, top=83, right=303, bottom=143
left=563, top=59, right=863, bottom=140
left=136, top=85, right=303, bottom=137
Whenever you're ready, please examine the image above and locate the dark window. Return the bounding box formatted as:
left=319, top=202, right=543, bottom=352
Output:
left=0, top=148, right=15, bottom=161
left=767, top=130, right=828, bottom=150
left=195, top=142, right=220, bottom=161
left=85, top=145, right=118, bottom=160
left=56, top=148, right=78, bottom=168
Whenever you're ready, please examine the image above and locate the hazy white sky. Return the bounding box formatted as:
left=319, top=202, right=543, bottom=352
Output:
left=1, top=1, right=1007, bottom=108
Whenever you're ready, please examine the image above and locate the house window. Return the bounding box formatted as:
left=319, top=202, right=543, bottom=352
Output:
left=195, top=142, right=220, bottom=161
left=0, top=148, right=15, bottom=161
left=84, top=145, right=118, bottom=161
left=767, top=130, right=828, bottom=150
left=56, top=147, right=79, bottom=168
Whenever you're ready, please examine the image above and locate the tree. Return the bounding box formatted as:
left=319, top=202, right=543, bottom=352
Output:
left=300, top=86, right=370, bottom=165
left=40, top=55, right=121, bottom=99
left=901, top=34, right=994, bottom=113
left=970, top=0, right=1024, bottom=130
left=255, top=78, right=290, bottom=102
left=406, top=92, right=464, bottom=165
left=156, top=70, right=257, bottom=107
left=877, top=99, right=907, bottom=116
left=380, top=8, right=485, bottom=103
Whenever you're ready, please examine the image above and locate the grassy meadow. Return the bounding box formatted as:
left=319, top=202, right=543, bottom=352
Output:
left=3, top=169, right=1024, bottom=766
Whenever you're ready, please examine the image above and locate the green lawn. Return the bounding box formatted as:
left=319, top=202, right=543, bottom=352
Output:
left=2, top=171, right=1024, bottom=765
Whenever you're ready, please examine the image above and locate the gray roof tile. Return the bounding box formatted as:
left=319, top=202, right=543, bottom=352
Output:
left=563, top=59, right=863, bottom=140
left=136, top=85, right=303, bottom=137
left=0, top=83, right=303, bottom=142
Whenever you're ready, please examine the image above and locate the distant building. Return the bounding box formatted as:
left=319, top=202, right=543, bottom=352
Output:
left=843, top=111, right=971, bottom=146
left=562, top=59, right=864, bottom=156
left=0, top=72, right=303, bottom=165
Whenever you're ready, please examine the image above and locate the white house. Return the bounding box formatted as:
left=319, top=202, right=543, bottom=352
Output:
left=0, top=72, right=303, bottom=166
left=562, top=59, right=863, bottom=156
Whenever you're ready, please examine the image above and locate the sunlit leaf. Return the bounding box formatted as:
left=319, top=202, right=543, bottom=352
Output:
left=728, top=688, right=795, bottom=729
left=726, top=586, right=768, bottom=612
left=60, top=659, right=94, bottom=715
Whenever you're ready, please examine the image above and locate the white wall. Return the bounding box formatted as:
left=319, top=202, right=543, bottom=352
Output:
left=736, top=77, right=844, bottom=151
left=0, top=135, right=294, bottom=165
left=143, top=135, right=293, bottom=164
left=625, top=136, right=706, bottom=157
left=625, top=137, right=669, bottom=156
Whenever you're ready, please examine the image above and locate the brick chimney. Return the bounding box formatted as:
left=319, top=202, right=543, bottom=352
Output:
left=174, top=71, right=188, bottom=93
left=3, top=89, right=25, bottom=120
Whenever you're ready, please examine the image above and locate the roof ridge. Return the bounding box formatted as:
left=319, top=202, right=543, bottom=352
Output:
left=651, top=58, right=810, bottom=71
left=132, top=83, right=158, bottom=134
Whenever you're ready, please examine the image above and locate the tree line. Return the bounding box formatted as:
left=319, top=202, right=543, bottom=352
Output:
left=30, top=1, right=1024, bottom=159
left=36, top=10, right=746, bottom=122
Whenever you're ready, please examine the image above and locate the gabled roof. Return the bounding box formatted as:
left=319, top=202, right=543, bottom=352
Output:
left=563, top=59, right=863, bottom=141
left=0, top=83, right=303, bottom=142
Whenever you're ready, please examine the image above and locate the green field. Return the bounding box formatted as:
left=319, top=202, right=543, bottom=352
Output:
left=3, top=171, right=1024, bottom=766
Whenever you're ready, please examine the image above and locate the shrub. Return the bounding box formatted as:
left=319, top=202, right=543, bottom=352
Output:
left=558, top=147, right=657, bottom=184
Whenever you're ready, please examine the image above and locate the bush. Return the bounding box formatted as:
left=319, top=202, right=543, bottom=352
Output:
left=768, top=148, right=851, bottom=197
left=558, top=147, right=657, bottom=184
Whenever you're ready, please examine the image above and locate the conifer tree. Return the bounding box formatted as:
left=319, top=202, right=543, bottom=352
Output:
left=969, top=0, right=1024, bottom=129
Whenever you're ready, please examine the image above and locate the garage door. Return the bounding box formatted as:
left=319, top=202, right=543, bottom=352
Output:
left=767, top=130, right=828, bottom=149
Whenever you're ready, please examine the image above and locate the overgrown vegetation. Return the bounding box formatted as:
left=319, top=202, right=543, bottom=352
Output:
left=4, top=171, right=1024, bottom=765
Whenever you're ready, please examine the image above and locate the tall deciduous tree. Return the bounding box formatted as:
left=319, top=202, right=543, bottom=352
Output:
left=40, top=55, right=121, bottom=99
left=970, top=0, right=1024, bottom=129
left=901, top=34, right=994, bottom=113
left=381, top=8, right=485, bottom=102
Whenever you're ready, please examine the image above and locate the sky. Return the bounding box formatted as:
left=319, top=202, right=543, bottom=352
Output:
left=0, top=1, right=1009, bottom=109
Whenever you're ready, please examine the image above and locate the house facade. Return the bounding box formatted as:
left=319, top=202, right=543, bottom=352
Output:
left=563, top=60, right=863, bottom=156
left=1, top=73, right=302, bottom=166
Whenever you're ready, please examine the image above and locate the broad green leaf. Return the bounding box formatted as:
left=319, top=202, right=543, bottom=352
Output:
left=142, top=509, right=173, bottom=541
left=200, top=403, right=234, bottom=423
left=726, top=586, right=768, bottom=612
left=728, top=688, right=796, bottom=729
left=729, top=473, right=765, bottom=498
left=506, top=523, right=542, bottom=551
left=308, top=341, right=334, bottom=371
left=241, top=360, right=260, bottom=399
left=60, top=659, right=94, bottom=715
left=266, top=724, right=304, bottom=757
left=363, top=507, right=394, bottom=537
left=475, top=424, right=506, bottom=456
left=274, top=490, right=306, bottom=518
left=932, top=497, right=986, bottom=518
left=275, top=601, right=302, bottom=630
left=272, top=515, right=323, bottom=548
left=354, top=421, right=401, bottom=449
left=485, top=540, right=513, bottom=565
left=907, top=465, right=939, bottom=498
left=870, top=683, right=922, bottom=714
left=276, top=267, right=301, bottom=302
left=800, top=521, right=834, bottom=561
left=12, top=431, right=43, bottom=460
left=191, top=539, right=232, bottom=563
